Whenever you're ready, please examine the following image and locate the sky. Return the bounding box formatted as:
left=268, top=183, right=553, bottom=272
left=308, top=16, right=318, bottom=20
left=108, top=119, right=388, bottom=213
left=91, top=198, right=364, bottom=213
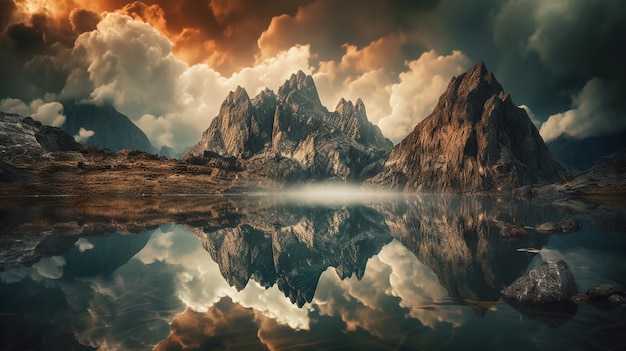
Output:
left=1, top=0, right=625, bottom=151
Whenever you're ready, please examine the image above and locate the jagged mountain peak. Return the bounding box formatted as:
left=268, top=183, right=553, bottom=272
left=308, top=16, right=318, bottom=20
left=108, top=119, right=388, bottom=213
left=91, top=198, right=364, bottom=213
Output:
left=253, top=87, right=276, bottom=101
left=277, top=70, right=323, bottom=109
left=335, top=97, right=353, bottom=112
left=334, top=98, right=367, bottom=124
left=355, top=98, right=365, bottom=110
left=434, top=61, right=505, bottom=125
left=223, top=86, right=252, bottom=107
left=456, top=60, right=502, bottom=95
left=186, top=71, right=391, bottom=181
left=325, top=97, right=392, bottom=151
left=369, top=61, right=567, bottom=192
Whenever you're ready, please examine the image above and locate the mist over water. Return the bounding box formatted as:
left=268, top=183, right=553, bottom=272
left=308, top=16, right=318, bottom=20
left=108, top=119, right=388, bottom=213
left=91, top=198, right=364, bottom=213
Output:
left=265, top=183, right=400, bottom=205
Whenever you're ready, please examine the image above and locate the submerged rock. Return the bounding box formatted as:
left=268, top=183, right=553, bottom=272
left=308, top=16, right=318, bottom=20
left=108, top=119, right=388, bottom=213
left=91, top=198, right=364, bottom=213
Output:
left=586, top=283, right=625, bottom=299
left=569, top=294, right=588, bottom=304
left=558, top=219, right=581, bottom=232
left=501, top=260, right=578, bottom=303
left=499, top=223, right=528, bottom=238
left=534, top=219, right=581, bottom=233
left=607, top=293, right=626, bottom=305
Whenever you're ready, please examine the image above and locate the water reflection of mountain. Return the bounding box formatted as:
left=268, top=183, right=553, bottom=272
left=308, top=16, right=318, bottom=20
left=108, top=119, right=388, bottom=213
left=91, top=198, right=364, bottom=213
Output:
left=3, top=194, right=572, bottom=313
left=189, top=204, right=392, bottom=306
left=187, top=195, right=565, bottom=311
left=377, top=196, right=555, bottom=311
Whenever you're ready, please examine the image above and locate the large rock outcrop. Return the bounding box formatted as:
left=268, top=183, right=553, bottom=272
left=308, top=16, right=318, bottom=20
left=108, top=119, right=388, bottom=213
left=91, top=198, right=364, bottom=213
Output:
left=369, top=61, right=567, bottom=192
left=0, top=112, right=81, bottom=163
left=185, top=71, right=392, bottom=182
left=501, top=260, right=578, bottom=303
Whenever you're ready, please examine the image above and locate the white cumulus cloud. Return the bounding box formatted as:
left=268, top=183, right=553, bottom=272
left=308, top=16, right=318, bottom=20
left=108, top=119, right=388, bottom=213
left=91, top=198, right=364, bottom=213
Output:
left=74, top=127, right=95, bottom=143
left=377, top=50, right=471, bottom=142
left=0, top=98, right=66, bottom=127
left=540, top=77, right=626, bottom=141
left=59, top=13, right=313, bottom=151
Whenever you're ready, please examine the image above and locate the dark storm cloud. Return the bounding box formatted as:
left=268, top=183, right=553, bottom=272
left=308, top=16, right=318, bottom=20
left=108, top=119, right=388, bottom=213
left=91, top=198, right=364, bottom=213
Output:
left=1, top=0, right=624, bottom=143
left=420, top=0, right=626, bottom=124
left=69, top=8, right=101, bottom=34
left=0, top=0, right=16, bottom=31
left=0, top=2, right=78, bottom=100
left=118, top=0, right=312, bottom=73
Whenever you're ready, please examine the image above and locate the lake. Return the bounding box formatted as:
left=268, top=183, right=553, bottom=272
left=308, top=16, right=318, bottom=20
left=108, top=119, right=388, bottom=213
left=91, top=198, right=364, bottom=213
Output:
left=1, top=193, right=625, bottom=350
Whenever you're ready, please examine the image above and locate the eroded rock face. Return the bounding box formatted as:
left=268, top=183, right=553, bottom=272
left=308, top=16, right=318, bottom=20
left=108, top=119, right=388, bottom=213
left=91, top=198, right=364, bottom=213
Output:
left=501, top=260, right=578, bottom=303
left=185, top=71, right=392, bottom=182
left=323, top=98, right=393, bottom=150
left=35, top=126, right=81, bottom=152
left=369, top=61, right=567, bottom=192
left=0, top=113, right=81, bottom=163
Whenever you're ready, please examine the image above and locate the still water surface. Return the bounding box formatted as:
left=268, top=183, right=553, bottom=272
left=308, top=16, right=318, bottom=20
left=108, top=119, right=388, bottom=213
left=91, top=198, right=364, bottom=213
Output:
left=0, top=194, right=625, bottom=350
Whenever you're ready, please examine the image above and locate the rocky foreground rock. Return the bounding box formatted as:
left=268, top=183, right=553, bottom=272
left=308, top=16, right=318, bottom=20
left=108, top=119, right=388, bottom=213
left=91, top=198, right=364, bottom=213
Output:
left=369, top=61, right=568, bottom=193
left=501, top=260, right=578, bottom=303
left=185, top=71, right=392, bottom=182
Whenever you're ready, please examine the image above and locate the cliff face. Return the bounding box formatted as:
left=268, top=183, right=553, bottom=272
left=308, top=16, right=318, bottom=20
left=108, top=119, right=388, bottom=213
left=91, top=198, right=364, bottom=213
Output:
left=185, top=71, right=392, bottom=182
left=370, top=61, right=567, bottom=192
left=0, top=112, right=81, bottom=164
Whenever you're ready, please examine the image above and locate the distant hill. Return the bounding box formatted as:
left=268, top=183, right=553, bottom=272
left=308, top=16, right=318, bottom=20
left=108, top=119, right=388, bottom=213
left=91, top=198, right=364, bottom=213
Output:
left=546, top=132, right=626, bottom=171
left=62, top=101, right=154, bottom=153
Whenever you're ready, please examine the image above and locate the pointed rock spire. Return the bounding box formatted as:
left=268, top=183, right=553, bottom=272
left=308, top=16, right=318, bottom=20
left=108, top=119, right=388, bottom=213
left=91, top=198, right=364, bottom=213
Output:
left=369, top=61, right=567, bottom=192
left=277, top=70, right=324, bottom=110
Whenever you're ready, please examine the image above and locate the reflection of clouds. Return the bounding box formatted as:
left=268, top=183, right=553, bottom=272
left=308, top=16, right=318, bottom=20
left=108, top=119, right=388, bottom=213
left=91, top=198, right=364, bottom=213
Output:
left=32, top=256, right=66, bottom=280
left=136, top=225, right=236, bottom=311
left=314, top=240, right=471, bottom=332
left=70, top=260, right=181, bottom=351
left=234, top=280, right=311, bottom=330
left=0, top=266, right=30, bottom=283
left=0, top=255, right=67, bottom=282
left=377, top=240, right=471, bottom=328
left=136, top=225, right=311, bottom=330
left=74, top=238, right=95, bottom=252
left=0, top=225, right=475, bottom=349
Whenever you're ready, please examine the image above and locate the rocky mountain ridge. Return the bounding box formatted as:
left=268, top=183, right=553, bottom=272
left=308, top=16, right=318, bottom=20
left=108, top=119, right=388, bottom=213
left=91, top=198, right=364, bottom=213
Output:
left=185, top=71, right=392, bottom=182
left=369, top=61, right=568, bottom=193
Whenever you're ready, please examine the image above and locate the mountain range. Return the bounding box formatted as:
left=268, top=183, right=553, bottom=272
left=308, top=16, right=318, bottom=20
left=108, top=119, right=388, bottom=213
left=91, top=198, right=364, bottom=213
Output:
left=2, top=61, right=625, bottom=196
left=184, top=71, right=392, bottom=182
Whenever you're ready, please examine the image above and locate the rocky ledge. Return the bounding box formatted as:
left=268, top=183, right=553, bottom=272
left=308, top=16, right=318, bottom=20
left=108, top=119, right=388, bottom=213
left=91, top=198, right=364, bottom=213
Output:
left=0, top=113, right=274, bottom=196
